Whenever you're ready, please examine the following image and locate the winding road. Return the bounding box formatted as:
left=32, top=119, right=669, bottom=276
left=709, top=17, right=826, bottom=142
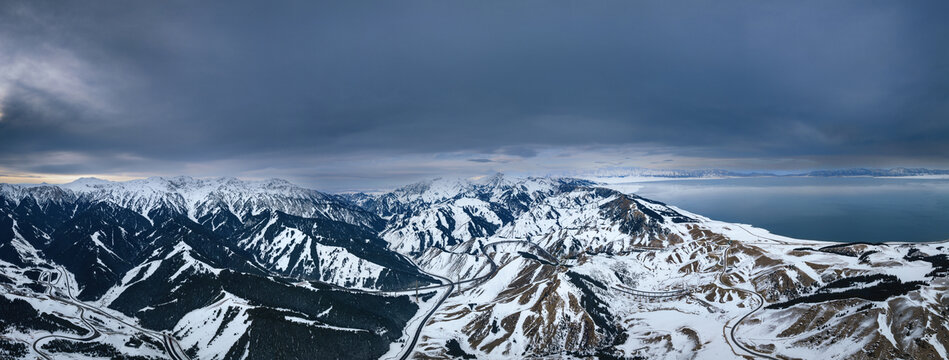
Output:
left=389, top=238, right=560, bottom=360
left=389, top=234, right=780, bottom=359
left=391, top=239, right=701, bottom=358
left=31, top=305, right=101, bottom=360
left=30, top=269, right=101, bottom=360
left=27, top=267, right=191, bottom=360
left=718, top=245, right=780, bottom=360
left=18, top=237, right=668, bottom=360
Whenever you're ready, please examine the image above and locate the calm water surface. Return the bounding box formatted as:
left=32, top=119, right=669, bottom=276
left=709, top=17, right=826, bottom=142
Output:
left=623, top=177, right=949, bottom=243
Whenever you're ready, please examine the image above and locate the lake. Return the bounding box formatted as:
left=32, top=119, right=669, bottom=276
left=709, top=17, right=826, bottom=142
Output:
left=609, top=177, right=949, bottom=243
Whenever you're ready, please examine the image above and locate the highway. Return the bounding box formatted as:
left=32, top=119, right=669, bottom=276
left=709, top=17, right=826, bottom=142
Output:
left=396, top=270, right=453, bottom=360
left=390, top=238, right=559, bottom=360
left=384, top=235, right=775, bottom=359
left=27, top=267, right=191, bottom=360
left=31, top=269, right=101, bottom=360
left=390, top=239, right=698, bottom=359
left=734, top=224, right=813, bottom=246
left=162, top=333, right=191, bottom=360
left=31, top=304, right=101, bottom=360
left=718, top=245, right=780, bottom=360
left=20, top=238, right=581, bottom=360
left=481, top=239, right=561, bottom=265
left=13, top=235, right=777, bottom=360
left=386, top=235, right=775, bottom=359
left=613, top=284, right=691, bottom=299
left=370, top=239, right=559, bottom=296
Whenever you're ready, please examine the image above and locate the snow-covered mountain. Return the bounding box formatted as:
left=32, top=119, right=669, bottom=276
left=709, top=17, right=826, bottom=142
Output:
left=1, top=175, right=947, bottom=359
left=345, top=174, right=593, bottom=217
left=557, top=166, right=767, bottom=180
left=3, top=176, right=382, bottom=229
left=0, top=176, right=435, bottom=359
left=553, top=166, right=949, bottom=183
left=351, top=175, right=594, bottom=255
left=801, top=167, right=949, bottom=177
left=363, top=174, right=948, bottom=359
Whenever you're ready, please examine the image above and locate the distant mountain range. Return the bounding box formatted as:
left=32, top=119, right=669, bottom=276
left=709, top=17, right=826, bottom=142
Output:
left=561, top=167, right=949, bottom=180
left=1, top=175, right=946, bottom=359
left=799, top=167, right=949, bottom=177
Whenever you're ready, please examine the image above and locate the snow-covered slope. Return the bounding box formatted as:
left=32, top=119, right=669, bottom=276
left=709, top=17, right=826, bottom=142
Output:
left=0, top=176, right=435, bottom=360
left=351, top=174, right=592, bottom=218
left=233, top=211, right=408, bottom=290
left=4, top=176, right=382, bottom=229
left=1, top=175, right=946, bottom=359
left=367, top=175, right=594, bottom=255
left=401, top=187, right=949, bottom=359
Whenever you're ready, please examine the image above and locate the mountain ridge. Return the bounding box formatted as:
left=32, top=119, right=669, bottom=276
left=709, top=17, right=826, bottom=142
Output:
left=0, top=174, right=946, bottom=359
left=557, top=166, right=949, bottom=181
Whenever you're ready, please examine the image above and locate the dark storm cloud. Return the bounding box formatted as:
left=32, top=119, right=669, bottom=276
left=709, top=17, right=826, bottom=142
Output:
left=2, top=0, right=949, bottom=188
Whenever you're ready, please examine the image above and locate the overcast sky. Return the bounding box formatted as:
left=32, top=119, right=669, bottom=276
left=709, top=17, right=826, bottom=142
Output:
left=1, top=1, right=948, bottom=191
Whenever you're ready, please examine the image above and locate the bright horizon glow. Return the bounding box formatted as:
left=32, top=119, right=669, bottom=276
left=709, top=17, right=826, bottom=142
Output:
left=0, top=173, right=145, bottom=185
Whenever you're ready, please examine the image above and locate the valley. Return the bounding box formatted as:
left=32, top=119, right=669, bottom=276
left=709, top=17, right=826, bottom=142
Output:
left=0, top=175, right=946, bottom=359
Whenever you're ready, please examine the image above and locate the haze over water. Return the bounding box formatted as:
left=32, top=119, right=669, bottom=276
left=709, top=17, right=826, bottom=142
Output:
left=627, top=177, right=949, bottom=243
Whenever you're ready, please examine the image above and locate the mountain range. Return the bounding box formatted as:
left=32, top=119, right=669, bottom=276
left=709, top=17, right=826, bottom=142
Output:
left=0, top=175, right=946, bottom=359
left=561, top=167, right=949, bottom=181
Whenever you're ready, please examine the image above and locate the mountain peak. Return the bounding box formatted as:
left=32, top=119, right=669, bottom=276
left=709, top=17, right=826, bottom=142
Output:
left=68, top=176, right=111, bottom=185
left=470, top=172, right=507, bottom=185
left=262, top=178, right=294, bottom=187
left=61, top=176, right=306, bottom=191
left=0, top=175, right=385, bottom=227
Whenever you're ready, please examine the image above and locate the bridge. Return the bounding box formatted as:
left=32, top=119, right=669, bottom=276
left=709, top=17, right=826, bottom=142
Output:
left=614, top=284, right=692, bottom=300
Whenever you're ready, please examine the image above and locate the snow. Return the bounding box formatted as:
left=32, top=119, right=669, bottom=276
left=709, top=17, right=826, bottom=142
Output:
left=175, top=292, right=252, bottom=360
left=89, top=231, right=120, bottom=259
left=314, top=242, right=385, bottom=290
left=0, top=263, right=167, bottom=360
left=7, top=216, right=42, bottom=260
left=416, top=245, right=492, bottom=280
left=379, top=285, right=452, bottom=360
left=283, top=316, right=369, bottom=333
left=887, top=259, right=934, bottom=282
left=99, top=259, right=163, bottom=306
left=3, top=174, right=948, bottom=359
left=877, top=312, right=897, bottom=346
left=235, top=220, right=390, bottom=290
left=166, top=241, right=223, bottom=280
left=385, top=178, right=949, bottom=359
left=9, top=175, right=376, bottom=228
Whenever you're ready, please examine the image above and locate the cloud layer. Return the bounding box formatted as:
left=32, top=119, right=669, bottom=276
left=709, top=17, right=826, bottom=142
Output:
left=1, top=1, right=948, bottom=190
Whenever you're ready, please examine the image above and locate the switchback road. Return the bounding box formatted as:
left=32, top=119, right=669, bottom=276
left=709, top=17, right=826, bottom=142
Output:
left=29, top=267, right=191, bottom=360
left=718, top=245, right=779, bottom=360
left=31, top=270, right=101, bottom=360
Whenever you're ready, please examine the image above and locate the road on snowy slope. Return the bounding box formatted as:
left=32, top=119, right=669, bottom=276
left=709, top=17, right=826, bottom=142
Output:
left=32, top=267, right=191, bottom=360
left=352, top=239, right=561, bottom=296
left=612, top=284, right=691, bottom=299
left=31, top=270, right=101, bottom=360
left=389, top=239, right=561, bottom=360
left=482, top=239, right=561, bottom=266
left=395, top=267, right=454, bottom=360
left=734, top=224, right=815, bottom=247
left=163, top=333, right=191, bottom=360
left=719, top=245, right=780, bottom=360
